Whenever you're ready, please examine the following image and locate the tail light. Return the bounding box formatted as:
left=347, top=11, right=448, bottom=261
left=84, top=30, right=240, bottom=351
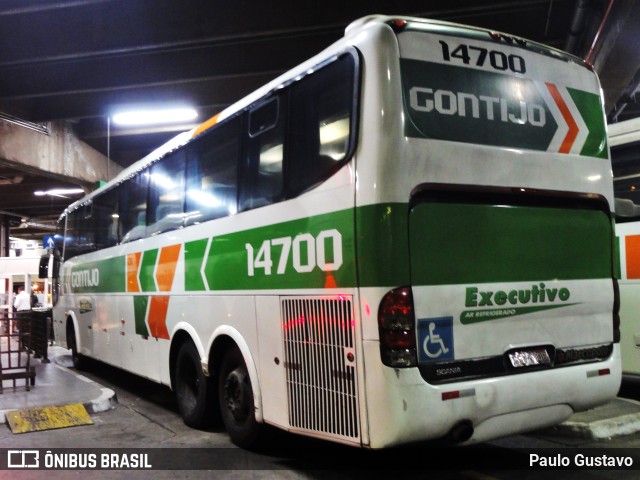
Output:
left=387, top=19, right=408, bottom=32
left=613, top=278, right=620, bottom=343
left=378, top=286, right=417, bottom=367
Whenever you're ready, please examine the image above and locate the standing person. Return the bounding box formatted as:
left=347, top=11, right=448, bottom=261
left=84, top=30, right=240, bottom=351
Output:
left=12, top=286, right=31, bottom=334
left=13, top=287, right=31, bottom=312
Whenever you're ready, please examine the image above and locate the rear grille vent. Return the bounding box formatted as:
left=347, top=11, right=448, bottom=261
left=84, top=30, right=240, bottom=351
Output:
left=282, top=297, right=360, bottom=440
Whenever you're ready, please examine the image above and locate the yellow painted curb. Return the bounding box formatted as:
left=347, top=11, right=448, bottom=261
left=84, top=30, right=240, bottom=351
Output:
left=5, top=403, right=93, bottom=434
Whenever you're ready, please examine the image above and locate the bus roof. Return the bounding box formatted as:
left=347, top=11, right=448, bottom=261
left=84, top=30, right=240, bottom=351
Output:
left=60, top=14, right=592, bottom=219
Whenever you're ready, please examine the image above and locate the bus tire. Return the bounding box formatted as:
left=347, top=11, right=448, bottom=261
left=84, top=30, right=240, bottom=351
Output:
left=67, top=323, right=86, bottom=370
left=175, top=340, right=213, bottom=428
left=218, top=347, right=262, bottom=449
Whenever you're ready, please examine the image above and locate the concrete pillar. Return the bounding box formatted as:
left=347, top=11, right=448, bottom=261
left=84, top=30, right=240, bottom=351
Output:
left=0, top=120, right=121, bottom=186
left=0, top=215, right=8, bottom=257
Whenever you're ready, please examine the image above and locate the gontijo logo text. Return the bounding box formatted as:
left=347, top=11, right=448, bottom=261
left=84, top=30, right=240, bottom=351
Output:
left=461, top=282, right=574, bottom=323
left=70, top=268, right=99, bottom=289
left=401, top=52, right=608, bottom=159
left=409, top=87, right=547, bottom=127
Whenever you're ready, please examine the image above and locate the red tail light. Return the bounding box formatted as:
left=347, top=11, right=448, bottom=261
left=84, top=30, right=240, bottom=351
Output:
left=387, top=19, right=408, bottom=32
left=378, top=287, right=417, bottom=367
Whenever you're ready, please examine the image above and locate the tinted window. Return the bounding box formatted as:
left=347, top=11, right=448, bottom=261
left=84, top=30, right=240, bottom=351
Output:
left=120, top=172, right=149, bottom=243
left=66, top=51, right=358, bottom=250
left=288, top=54, right=356, bottom=195
left=93, top=187, right=120, bottom=248
left=186, top=117, right=240, bottom=225
left=63, top=203, right=95, bottom=260
left=249, top=98, right=278, bottom=137
left=613, top=140, right=640, bottom=222
left=147, top=150, right=186, bottom=235
left=240, top=96, right=285, bottom=211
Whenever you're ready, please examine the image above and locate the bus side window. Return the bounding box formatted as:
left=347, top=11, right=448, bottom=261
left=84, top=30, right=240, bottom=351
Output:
left=93, top=186, right=120, bottom=248
left=119, top=172, right=149, bottom=243
left=288, top=53, right=356, bottom=196
left=240, top=96, right=285, bottom=211
left=612, top=140, right=640, bottom=223
left=63, top=204, right=96, bottom=260
left=185, top=116, right=240, bottom=225
left=147, top=150, right=186, bottom=236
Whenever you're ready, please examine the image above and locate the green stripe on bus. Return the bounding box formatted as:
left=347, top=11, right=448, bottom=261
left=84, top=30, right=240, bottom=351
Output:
left=66, top=202, right=612, bottom=294
left=200, top=209, right=357, bottom=290
left=181, top=205, right=412, bottom=291
left=184, top=239, right=209, bottom=291
left=133, top=296, right=150, bottom=336
left=68, top=256, right=125, bottom=293
left=409, top=203, right=612, bottom=285
left=356, top=203, right=410, bottom=287
left=567, top=87, right=608, bottom=159
left=140, top=249, right=158, bottom=292
left=615, top=235, right=622, bottom=280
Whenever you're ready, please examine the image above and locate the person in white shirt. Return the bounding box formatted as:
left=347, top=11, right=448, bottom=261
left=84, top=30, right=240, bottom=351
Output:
left=13, top=287, right=31, bottom=312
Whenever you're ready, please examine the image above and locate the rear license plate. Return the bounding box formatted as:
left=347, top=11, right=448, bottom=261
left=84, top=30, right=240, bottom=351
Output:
left=508, top=348, right=551, bottom=368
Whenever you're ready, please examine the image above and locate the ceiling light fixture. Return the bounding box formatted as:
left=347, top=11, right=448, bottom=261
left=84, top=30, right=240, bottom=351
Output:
left=34, top=188, right=85, bottom=197
left=112, top=107, right=198, bottom=126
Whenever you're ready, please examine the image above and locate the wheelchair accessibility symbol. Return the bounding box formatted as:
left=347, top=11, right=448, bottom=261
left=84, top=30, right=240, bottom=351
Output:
left=417, top=317, right=454, bottom=363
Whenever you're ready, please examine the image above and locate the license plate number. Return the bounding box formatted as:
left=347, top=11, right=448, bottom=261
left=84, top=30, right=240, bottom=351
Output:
left=508, top=349, right=550, bottom=368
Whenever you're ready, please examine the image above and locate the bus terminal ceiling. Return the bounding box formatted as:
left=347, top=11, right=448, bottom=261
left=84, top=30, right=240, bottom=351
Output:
left=0, top=0, right=639, bottom=242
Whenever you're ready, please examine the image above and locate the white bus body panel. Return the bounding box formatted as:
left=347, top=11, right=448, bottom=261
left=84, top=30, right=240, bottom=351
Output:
left=362, top=342, right=620, bottom=447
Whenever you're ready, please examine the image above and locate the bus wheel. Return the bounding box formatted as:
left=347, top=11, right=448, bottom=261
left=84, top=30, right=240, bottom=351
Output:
left=175, top=340, right=213, bottom=428
left=67, top=323, right=86, bottom=370
left=218, top=348, right=262, bottom=449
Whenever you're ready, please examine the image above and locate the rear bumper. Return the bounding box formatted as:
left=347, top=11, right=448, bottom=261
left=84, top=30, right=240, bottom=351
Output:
left=361, top=341, right=621, bottom=448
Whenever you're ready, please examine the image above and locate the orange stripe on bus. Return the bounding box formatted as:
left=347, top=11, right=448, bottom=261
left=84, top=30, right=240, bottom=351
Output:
left=626, top=235, right=640, bottom=279
left=148, top=296, right=170, bottom=340
left=126, top=252, right=142, bottom=292
left=156, top=244, right=181, bottom=292
left=192, top=113, right=220, bottom=138
left=546, top=82, right=579, bottom=154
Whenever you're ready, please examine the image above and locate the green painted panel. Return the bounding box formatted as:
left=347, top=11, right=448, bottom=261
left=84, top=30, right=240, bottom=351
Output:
left=355, top=203, right=410, bottom=287
left=139, top=249, right=158, bottom=292
left=567, top=87, right=608, bottom=159
left=196, top=209, right=357, bottom=290
left=401, top=59, right=558, bottom=153
left=184, top=239, right=209, bottom=291
left=68, top=256, right=125, bottom=293
left=410, top=203, right=613, bottom=285
left=133, top=296, right=150, bottom=336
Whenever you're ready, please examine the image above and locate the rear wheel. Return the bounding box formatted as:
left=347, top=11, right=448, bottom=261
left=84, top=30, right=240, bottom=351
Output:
left=67, top=322, right=86, bottom=370
left=175, top=340, right=214, bottom=428
left=218, top=348, right=262, bottom=448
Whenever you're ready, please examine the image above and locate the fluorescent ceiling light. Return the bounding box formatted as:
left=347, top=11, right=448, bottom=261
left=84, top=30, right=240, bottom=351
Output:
left=112, top=108, right=198, bottom=126
left=34, top=188, right=85, bottom=197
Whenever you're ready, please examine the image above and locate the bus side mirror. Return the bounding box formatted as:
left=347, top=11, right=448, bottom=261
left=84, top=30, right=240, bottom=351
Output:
left=52, top=250, right=61, bottom=279
left=39, top=254, right=50, bottom=279
left=40, top=249, right=61, bottom=279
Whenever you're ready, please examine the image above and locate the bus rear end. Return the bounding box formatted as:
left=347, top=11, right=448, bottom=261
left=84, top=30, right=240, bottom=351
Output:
left=353, top=17, right=620, bottom=447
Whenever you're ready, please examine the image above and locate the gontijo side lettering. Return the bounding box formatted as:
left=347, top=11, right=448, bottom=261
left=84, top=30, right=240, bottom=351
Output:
left=70, top=268, right=100, bottom=288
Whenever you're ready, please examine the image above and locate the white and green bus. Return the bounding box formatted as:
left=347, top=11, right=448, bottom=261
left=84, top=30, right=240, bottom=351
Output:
left=609, top=117, right=640, bottom=376
left=50, top=15, right=620, bottom=449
